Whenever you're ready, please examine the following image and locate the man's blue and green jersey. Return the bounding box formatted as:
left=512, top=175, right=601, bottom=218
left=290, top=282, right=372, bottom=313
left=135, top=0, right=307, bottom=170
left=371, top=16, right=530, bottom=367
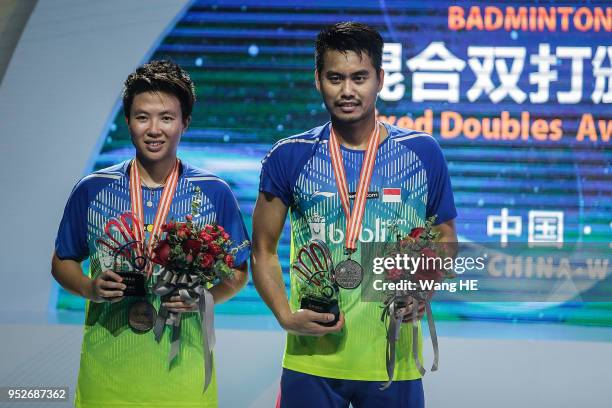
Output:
left=260, top=122, right=456, bottom=381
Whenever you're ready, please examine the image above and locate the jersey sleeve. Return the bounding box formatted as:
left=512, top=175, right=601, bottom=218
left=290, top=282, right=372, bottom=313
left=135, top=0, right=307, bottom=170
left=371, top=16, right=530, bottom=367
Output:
left=55, top=179, right=90, bottom=262
left=259, top=143, right=294, bottom=207
left=214, top=182, right=251, bottom=267
left=425, top=139, right=457, bottom=225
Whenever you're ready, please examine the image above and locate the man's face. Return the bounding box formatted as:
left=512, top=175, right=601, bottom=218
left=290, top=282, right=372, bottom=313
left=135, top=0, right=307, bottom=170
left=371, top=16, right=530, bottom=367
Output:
left=315, top=49, right=384, bottom=125
left=127, top=91, right=189, bottom=164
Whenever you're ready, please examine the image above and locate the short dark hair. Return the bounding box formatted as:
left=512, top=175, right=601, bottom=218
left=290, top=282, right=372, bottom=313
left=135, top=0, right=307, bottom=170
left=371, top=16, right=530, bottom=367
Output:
left=122, top=60, right=196, bottom=122
left=315, top=22, right=384, bottom=76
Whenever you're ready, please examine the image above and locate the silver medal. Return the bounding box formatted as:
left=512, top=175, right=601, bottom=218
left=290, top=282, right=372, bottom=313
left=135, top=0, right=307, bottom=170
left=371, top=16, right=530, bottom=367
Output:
left=334, top=259, right=363, bottom=289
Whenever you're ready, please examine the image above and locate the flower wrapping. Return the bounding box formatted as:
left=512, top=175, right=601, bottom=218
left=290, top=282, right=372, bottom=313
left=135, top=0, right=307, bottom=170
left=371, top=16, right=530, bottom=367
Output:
left=380, top=216, right=456, bottom=390
left=150, top=214, right=236, bottom=392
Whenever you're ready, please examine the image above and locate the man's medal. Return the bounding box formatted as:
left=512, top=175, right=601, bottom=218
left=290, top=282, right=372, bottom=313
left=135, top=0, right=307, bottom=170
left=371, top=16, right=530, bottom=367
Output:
left=126, top=159, right=180, bottom=332
left=329, top=122, right=381, bottom=290
left=334, top=258, right=363, bottom=290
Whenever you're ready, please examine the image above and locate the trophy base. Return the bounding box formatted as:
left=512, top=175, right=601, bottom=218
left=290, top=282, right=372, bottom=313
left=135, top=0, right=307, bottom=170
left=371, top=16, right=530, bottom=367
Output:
left=300, top=296, right=339, bottom=327
left=117, top=272, right=146, bottom=297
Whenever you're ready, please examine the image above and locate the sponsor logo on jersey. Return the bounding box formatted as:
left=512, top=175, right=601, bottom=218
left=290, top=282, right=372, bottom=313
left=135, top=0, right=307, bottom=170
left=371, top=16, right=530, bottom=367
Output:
left=348, top=191, right=380, bottom=200
left=308, top=217, right=408, bottom=244
left=310, top=190, right=381, bottom=200
left=310, top=190, right=336, bottom=199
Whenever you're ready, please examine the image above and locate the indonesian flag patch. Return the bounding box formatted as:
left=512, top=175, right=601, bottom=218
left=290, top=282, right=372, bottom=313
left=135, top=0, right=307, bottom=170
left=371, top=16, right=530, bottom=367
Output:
left=382, top=188, right=402, bottom=203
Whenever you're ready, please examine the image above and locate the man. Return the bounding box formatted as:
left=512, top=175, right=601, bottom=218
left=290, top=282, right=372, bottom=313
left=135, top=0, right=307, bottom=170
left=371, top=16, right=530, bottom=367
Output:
left=251, top=22, right=457, bottom=407
left=52, top=60, right=250, bottom=407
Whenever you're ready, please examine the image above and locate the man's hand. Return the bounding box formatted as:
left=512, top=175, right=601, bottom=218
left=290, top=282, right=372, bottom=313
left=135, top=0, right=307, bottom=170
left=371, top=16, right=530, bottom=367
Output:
left=397, top=297, right=426, bottom=322
left=280, top=310, right=344, bottom=337
left=252, top=193, right=344, bottom=337
left=90, top=270, right=126, bottom=303
left=163, top=295, right=199, bottom=313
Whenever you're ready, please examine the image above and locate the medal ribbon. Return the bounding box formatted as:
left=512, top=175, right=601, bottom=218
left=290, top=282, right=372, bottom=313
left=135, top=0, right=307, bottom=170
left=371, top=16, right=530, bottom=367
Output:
left=329, top=122, right=381, bottom=253
left=129, top=158, right=180, bottom=278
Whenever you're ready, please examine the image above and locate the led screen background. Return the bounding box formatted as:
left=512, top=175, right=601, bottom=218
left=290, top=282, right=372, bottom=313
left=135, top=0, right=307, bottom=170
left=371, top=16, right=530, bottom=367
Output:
left=55, top=0, right=611, bottom=326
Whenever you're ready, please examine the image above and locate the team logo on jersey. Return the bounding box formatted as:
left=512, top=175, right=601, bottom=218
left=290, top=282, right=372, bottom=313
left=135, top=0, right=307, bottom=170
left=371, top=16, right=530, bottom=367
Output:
left=382, top=188, right=402, bottom=203
left=307, top=213, right=326, bottom=241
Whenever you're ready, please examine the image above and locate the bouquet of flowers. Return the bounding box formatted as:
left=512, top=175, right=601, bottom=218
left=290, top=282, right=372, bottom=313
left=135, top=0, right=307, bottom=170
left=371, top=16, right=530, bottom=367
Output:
left=151, top=214, right=235, bottom=282
left=380, top=216, right=456, bottom=390
left=150, top=214, right=236, bottom=391
left=385, top=216, right=456, bottom=299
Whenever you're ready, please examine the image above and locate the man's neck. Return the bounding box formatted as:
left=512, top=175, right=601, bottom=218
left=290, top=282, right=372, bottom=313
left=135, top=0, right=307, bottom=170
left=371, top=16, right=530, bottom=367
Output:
left=331, top=116, right=386, bottom=150
left=135, top=156, right=176, bottom=186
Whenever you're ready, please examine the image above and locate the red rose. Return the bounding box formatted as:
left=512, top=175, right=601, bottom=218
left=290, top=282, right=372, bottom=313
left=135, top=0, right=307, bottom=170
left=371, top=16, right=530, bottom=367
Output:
left=204, top=225, right=214, bottom=234
left=209, top=243, right=222, bottom=256
left=201, top=253, right=214, bottom=269
left=386, top=267, right=403, bottom=281
left=224, top=254, right=234, bottom=268
left=216, top=225, right=225, bottom=233
left=177, top=227, right=190, bottom=239
left=152, top=240, right=171, bottom=266
left=185, top=214, right=193, bottom=222
left=183, top=239, right=202, bottom=254
left=409, top=227, right=425, bottom=239
left=199, top=231, right=213, bottom=244
left=185, top=254, right=194, bottom=263
left=221, top=232, right=230, bottom=240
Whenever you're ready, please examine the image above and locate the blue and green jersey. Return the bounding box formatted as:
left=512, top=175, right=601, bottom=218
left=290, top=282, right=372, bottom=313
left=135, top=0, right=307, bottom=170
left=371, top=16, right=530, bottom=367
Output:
left=55, top=160, right=250, bottom=407
left=260, top=122, right=456, bottom=380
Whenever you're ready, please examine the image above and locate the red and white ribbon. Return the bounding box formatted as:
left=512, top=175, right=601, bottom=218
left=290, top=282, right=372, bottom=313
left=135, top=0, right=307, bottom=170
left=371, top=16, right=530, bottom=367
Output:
left=129, top=158, right=180, bottom=277
left=329, top=122, right=380, bottom=252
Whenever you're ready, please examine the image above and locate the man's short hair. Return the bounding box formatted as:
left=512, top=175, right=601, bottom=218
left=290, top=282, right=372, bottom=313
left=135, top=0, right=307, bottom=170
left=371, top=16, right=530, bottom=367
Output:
left=315, top=22, right=384, bottom=76
left=122, top=60, right=196, bottom=122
